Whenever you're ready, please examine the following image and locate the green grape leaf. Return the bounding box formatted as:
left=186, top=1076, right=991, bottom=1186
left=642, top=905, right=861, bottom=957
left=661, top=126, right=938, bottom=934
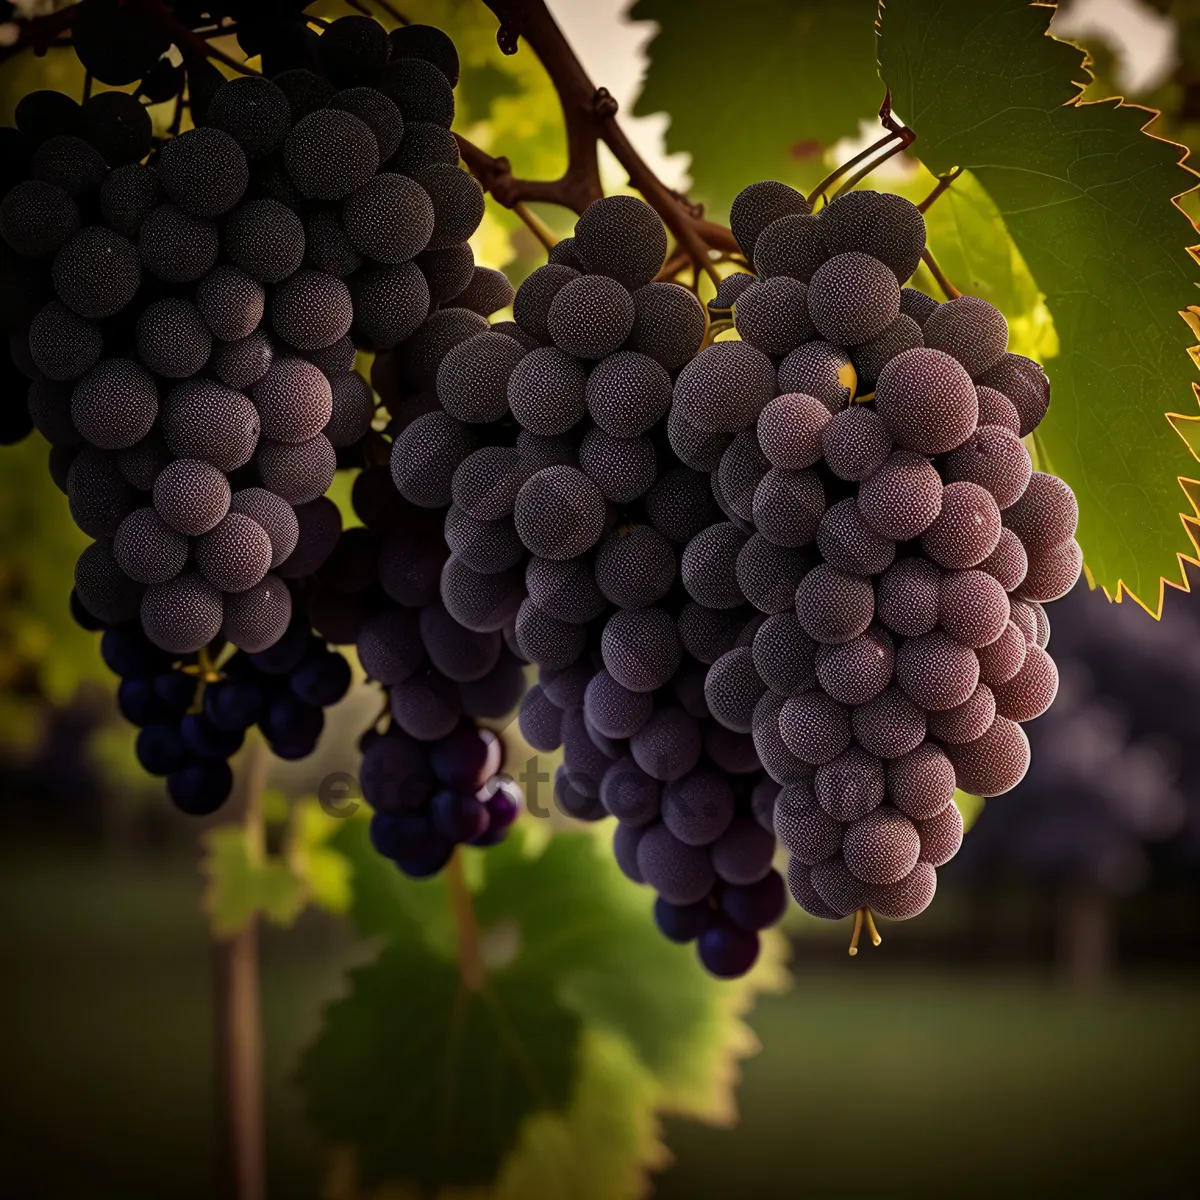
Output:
left=322, top=1028, right=669, bottom=1200
left=879, top=0, right=1200, bottom=614
left=632, top=0, right=883, bottom=219
left=200, top=825, right=307, bottom=937
left=459, top=61, right=524, bottom=123
left=300, top=820, right=788, bottom=1193
left=487, top=1028, right=669, bottom=1200
left=299, top=933, right=582, bottom=1191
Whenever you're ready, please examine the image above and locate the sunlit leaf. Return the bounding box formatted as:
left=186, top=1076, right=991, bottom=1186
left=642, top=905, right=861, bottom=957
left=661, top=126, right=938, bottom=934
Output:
left=290, top=798, right=354, bottom=916
left=879, top=0, right=1200, bottom=613
left=894, top=166, right=1058, bottom=363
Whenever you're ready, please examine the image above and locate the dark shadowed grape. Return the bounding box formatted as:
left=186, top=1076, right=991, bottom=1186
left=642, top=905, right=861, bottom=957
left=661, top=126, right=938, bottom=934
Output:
left=819, top=190, right=926, bottom=283
left=807, top=252, right=900, bottom=346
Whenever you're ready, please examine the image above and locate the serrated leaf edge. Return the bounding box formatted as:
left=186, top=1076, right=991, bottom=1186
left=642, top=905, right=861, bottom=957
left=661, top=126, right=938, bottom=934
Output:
left=879, top=0, right=1200, bottom=618
left=1035, top=15, right=1200, bottom=619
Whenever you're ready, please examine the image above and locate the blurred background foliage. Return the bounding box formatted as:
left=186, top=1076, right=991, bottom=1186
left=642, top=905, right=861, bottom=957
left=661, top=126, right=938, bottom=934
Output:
left=2, top=1, right=1200, bottom=1198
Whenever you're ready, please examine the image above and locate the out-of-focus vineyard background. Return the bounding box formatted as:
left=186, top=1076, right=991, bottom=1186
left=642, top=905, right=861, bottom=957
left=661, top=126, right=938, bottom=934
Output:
left=2, top=1, right=1199, bottom=1197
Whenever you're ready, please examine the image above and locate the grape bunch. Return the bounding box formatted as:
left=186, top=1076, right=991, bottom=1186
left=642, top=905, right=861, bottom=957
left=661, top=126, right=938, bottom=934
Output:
left=95, top=603, right=352, bottom=814
left=373, top=190, right=786, bottom=974
left=0, top=5, right=1084, bottom=959
left=296, top=463, right=527, bottom=876
left=0, top=10, right=502, bottom=816
left=694, top=181, right=1079, bottom=935
left=363, top=721, right=522, bottom=878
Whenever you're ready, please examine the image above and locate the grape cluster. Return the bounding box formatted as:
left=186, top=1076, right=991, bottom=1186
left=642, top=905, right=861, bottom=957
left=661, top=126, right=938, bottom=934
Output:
left=364, top=721, right=522, bottom=877
left=295, top=464, right=527, bottom=875
left=374, top=191, right=784, bottom=974
left=701, top=182, right=1079, bottom=929
left=0, top=6, right=1084, bottom=954
left=0, top=11, right=509, bottom=819
left=97, top=604, right=352, bottom=813
left=3, top=14, right=487, bottom=660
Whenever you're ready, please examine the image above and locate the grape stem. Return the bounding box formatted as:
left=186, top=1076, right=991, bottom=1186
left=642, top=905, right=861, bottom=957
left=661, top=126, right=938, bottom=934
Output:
left=513, top=200, right=559, bottom=250
left=849, top=907, right=883, bottom=956
left=864, top=908, right=883, bottom=948
left=452, top=0, right=736, bottom=286
left=447, top=848, right=486, bottom=991
left=920, top=247, right=963, bottom=300
left=918, top=167, right=965, bottom=214
left=701, top=318, right=734, bottom=349
left=807, top=90, right=915, bottom=208
left=848, top=907, right=864, bottom=956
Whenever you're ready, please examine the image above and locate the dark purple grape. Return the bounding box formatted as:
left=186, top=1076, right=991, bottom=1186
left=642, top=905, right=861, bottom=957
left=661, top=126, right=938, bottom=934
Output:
left=180, top=713, right=245, bottom=761
left=168, top=761, right=235, bottom=816
left=697, top=918, right=760, bottom=978
left=204, top=676, right=265, bottom=732
left=430, top=789, right=490, bottom=843
left=654, top=896, right=713, bottom=944
left=290, top=649, right=352, bottom=707
left=136, top=723, right=189, bottom=776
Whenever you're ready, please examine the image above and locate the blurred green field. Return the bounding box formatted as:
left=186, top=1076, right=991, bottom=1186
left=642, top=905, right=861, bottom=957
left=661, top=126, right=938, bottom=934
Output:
left=2, top=845, right=1197, bottom=1199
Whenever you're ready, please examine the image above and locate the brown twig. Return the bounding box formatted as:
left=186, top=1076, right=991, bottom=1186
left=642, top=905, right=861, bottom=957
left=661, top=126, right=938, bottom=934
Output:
left=831, top=138, right=911, bottom=200
left=921, top=247, right=963, bottom=300
left=918, top=166, right=965, bottom=213
left=813, top=91, right=916, bottom=207
left=808, top=132, right=899, bottom=208
left=213, top=734, right=270, bottom=1200
left=656, top=246, right=691, bottom=282
left=450, top=0, right=734, bottom=284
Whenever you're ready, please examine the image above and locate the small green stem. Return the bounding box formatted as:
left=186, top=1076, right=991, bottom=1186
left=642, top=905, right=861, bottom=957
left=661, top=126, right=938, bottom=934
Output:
left=514, top=201, right=559, bottom=251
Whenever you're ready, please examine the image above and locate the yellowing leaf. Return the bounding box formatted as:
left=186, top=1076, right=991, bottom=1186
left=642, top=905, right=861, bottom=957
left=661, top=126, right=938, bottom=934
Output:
left=894, top=166, right=1059, bottom=363
left=200, top=825, right=306, bottom=937
left=290, top=799, right=354, bottom=916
